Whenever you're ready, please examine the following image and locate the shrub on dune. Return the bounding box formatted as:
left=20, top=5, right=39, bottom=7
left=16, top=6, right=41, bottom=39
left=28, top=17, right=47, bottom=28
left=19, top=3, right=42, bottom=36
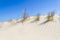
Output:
left=40, top=11, right=55, bottom=25
left=19, top=9, right=30, bottom=23
left=31, top=13, right=40, bottom=23
left=47, top=11, right=55, bottom=21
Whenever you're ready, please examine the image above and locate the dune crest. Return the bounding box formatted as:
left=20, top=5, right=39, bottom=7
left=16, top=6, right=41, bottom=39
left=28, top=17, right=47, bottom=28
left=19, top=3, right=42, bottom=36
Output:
left=0, top=14, right=60, bottom=40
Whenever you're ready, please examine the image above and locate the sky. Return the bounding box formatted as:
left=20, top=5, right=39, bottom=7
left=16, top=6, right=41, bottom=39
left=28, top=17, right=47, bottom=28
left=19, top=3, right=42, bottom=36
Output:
left=0, top=0, right=60, bottom=22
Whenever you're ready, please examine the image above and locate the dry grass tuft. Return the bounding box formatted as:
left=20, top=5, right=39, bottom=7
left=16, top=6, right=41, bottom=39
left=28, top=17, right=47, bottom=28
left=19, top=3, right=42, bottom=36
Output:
left=31, top=13, right=40, bottom=23
left=40, top=11, right=55, bottom=25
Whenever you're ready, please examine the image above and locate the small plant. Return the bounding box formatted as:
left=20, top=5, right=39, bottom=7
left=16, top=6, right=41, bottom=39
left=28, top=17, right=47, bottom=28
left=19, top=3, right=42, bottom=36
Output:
left=47, top=11, right=55, bottom=21
left=20, top=9, right=29, bottom=23
left=40, top=11, right=55, bottom=25
left=8, top=19, right=13, bottom=23
left=35, top=13, right=40, bottom=21
left=31, top=13, right=40, bottom=23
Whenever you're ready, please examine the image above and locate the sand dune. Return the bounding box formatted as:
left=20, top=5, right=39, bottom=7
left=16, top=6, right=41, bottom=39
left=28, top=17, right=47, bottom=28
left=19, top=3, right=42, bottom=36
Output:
left=0, top=14, right=60, bottom=40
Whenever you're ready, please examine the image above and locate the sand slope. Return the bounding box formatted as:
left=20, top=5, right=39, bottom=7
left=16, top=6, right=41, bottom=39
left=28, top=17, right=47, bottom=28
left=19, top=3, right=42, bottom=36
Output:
left=0, top=15, right=60, bottom=40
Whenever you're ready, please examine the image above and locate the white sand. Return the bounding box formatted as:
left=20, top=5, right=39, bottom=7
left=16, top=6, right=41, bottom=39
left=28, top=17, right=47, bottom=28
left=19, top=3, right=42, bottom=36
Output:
left=0, top=14, right=60, bottom=40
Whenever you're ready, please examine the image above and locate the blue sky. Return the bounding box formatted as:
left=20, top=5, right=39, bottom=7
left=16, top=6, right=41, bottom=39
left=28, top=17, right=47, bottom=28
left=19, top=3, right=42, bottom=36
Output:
left=0, top=0, right=59, bottom=22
